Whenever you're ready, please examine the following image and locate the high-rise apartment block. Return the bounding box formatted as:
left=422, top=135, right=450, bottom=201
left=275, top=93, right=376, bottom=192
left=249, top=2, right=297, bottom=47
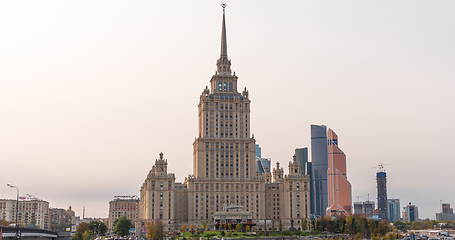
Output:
left=137, top=6, right=310, bottom=232
left=0, top=198, right=50, bottom=229
left=108, top=196, right=139, bottom=230
left=326, top=129, right=352, bottom=216
left=387, top=199, right=401, bottom=222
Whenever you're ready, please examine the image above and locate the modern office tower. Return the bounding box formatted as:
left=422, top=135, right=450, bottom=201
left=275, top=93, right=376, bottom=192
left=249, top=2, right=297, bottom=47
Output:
left=326, top=129, right=352, bottom=216
left=402, top=203, right=419, bottom=222
left=387, top=199, right=401, bottom=222
left=138, top=6, right=311, bottom=232
left=436, top=203, right=455, bottom=221
left=295, top=147, right=312, bottom=215
left=376, top=166, right=388, bottom=220
left=306, top=161, right=313, bottom=215
left=255, top=143, right=271, bottom=175
left=108, top=196, right=139, bottom=230
left=255, top=144, right=262, bottom=158
left=311, top=124, right=329, bottom=217
left=295, top=148, right=308, bottom=176
left=256, top=158, right=271, bottom=174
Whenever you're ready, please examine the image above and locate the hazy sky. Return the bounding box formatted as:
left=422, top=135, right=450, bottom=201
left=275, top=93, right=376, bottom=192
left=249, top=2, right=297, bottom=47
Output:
left=1, top=1, right=454, bottom=219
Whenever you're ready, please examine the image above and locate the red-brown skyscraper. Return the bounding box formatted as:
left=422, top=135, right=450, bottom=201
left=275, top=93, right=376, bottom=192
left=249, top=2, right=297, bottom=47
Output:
left=326, top=128, right=352, bottom=216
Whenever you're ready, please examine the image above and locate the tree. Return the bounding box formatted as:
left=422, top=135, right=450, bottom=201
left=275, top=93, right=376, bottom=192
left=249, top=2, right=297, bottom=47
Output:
left=82, top=231, right=93, bottom=240
left=146, top=221, right=164, bottom=240
left=72, top=221, right=108, bottom=240
left=180, top=224, right=187, bottom=232
left=73, top=222, right=90, bottom=240
left=0, top=220, right=9, bottom=227
left=301, top=219, right=308, bottom=232
left=393, top=221, right=406, bottom=232
left=235, top=224, right=242, bottom=232
left=245, top=225, right=251, bottom=232
left=188, top=224, right=195, bottom=233
left=113, top=216, right=132, bottom=237
left=201, top=221, right=208, bottom=231
left=88, top=221, right=107, bottom=236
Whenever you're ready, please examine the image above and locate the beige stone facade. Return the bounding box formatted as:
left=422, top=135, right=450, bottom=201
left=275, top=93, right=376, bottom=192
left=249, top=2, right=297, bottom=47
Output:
left=108, top=197, right=139, bottom=230
left=138, top=7, right=310, bottom=232
left=0, top=199, right=50, bottom=230
left=49, top=206, right=76, bottom=231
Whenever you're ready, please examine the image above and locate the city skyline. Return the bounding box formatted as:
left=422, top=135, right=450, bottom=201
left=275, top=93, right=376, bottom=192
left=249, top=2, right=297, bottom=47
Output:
left=1, top=1, right=454, bottom=219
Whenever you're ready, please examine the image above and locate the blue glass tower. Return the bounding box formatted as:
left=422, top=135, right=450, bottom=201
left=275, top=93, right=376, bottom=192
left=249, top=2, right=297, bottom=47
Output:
left=311, top=125, right=328, bottom=217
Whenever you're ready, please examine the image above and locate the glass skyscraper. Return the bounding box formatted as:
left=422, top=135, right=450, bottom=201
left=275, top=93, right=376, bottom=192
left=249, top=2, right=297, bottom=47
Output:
left=311, top=125, right=328, bottom=217
left=387, top=199, right=401, bottom=222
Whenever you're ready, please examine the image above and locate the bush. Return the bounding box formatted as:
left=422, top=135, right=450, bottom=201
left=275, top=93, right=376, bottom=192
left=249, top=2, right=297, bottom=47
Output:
left=202, top=231, right=220, bottom=238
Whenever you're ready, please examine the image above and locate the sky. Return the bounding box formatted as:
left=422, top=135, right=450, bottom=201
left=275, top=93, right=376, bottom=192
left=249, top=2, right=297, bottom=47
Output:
left=0, top=1, right=454, bottom=219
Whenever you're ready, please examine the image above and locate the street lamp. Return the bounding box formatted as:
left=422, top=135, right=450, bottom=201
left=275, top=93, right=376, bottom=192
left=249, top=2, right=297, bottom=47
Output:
left=7, top=184, right=19, bottom=240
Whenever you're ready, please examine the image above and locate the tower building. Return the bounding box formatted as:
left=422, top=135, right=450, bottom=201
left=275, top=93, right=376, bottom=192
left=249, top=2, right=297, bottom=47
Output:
left=402, top=203, right=419, bottom=222
left=310, top=125, right=329, bottom=216
left=376, top=165, right=388, bottom=220
left=326, top=129, right=352, bottom=216
left=138, top=5, right=310, bottom=232
left=294, top=148, right=309, bottom=176
left=387, top=199, right=401, bottom=222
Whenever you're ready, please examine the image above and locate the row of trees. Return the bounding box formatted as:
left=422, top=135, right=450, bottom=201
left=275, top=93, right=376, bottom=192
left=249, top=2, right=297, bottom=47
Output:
left=73, top=221, right=108, bottom=240
left=394, top=220, right=455, bottom=231
left=302, top=216, right=393, bottom=238
left=72, top=216, right=132, bottom=240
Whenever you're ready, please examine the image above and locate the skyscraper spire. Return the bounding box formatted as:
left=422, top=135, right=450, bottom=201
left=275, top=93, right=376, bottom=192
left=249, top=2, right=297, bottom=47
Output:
left=220, top=3, right=228, bottom=58
left=217, top=3, right=231, bottom=74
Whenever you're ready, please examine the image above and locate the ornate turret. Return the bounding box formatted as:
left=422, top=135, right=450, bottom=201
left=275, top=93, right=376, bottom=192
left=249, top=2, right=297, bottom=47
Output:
left=273, top=162, right=284, bottom=182
left=148, top=152, right=168, bottom=177
left=288, top=154, right=301, bottom=176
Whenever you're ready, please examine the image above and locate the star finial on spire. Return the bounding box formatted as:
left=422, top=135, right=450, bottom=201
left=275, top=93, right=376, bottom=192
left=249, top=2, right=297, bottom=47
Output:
left=220, top=3, right=228, bottom=58
left=216, top=2, right=232, bottom=74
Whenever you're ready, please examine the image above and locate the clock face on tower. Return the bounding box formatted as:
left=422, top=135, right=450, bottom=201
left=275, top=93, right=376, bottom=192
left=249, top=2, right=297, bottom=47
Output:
left=216, top=81, right=232, bottom=91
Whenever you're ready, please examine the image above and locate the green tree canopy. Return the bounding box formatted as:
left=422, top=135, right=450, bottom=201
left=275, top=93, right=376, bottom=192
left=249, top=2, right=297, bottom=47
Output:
left=88, top=221, right=108, bottom=236
left=113, top=216, right=132, bottom=237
